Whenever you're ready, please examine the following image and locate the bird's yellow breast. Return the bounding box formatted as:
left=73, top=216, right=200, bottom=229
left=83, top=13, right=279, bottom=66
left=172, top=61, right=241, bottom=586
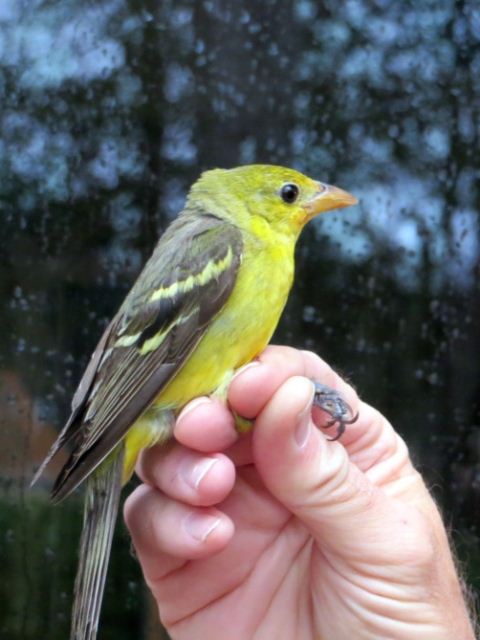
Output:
left=123, top=222, right=296, bottom=479
left=156, top=224, right=295, bottom=409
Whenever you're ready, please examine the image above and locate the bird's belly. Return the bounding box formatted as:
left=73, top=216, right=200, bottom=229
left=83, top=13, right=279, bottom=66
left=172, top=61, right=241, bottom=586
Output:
left=156, top=246, right=294, bottom=410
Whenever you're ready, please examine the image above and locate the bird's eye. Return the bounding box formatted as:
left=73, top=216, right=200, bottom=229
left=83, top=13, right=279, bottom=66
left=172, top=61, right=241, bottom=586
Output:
left=280, top=183, right=299, bottom=204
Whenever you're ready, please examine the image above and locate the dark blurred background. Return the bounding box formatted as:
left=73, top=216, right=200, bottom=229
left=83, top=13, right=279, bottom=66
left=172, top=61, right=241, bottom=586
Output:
left=1, top=0, right=479, bottom=637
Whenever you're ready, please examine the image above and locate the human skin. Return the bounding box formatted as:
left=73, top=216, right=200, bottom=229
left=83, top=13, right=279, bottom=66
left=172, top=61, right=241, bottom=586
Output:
left=124, top=346, right=476, bottom=640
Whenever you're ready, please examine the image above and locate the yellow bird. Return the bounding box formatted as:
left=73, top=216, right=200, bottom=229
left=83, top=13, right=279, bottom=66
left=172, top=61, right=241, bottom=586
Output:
left=33, top=164, right=357, bottom=640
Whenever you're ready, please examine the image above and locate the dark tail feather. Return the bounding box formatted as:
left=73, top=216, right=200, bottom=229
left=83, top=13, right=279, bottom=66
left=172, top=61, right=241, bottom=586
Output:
left=71, top=446, right=124, bottom=640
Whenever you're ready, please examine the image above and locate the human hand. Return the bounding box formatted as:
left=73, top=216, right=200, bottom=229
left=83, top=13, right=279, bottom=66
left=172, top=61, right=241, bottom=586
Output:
left=124, top=346, right=475, bottom=640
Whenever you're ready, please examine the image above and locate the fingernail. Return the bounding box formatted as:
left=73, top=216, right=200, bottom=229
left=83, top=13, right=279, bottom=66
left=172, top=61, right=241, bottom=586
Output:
left=294, top=382, right=315, bottom=448
left=183, top=512, right=221, bottom=542
left=183, top=457, right=218, bottom=489
left=177, top=397, right=211, bottom=423
left=231, top=361, right=261, bottom=382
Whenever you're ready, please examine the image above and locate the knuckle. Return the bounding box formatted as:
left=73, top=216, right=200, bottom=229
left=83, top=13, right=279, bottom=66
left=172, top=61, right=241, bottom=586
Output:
left=123, top=484, right=152, bottom=530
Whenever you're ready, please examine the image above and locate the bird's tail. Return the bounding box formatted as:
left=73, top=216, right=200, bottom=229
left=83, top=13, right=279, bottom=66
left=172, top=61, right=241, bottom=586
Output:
left=71, top=446, right=124, bottom=640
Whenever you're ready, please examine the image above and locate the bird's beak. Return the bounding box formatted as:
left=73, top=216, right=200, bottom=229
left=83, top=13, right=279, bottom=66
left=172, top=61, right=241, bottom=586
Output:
left=303, top=182, right=358, bottom=219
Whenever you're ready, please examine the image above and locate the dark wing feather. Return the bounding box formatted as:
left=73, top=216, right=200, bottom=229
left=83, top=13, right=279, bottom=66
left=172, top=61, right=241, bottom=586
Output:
left=39, top=213, right=243, bottom=502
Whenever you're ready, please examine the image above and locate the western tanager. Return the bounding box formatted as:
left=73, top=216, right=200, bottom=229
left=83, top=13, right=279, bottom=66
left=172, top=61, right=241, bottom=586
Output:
left=33, top=164, right=357, bottom=640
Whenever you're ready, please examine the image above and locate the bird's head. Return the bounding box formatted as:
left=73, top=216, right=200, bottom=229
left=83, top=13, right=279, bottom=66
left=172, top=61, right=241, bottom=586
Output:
left=188, top=164, right=357, bottom=238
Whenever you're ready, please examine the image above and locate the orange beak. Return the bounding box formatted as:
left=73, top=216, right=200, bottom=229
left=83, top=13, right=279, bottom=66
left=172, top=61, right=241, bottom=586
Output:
left=303, top=182, right=358, bottom=219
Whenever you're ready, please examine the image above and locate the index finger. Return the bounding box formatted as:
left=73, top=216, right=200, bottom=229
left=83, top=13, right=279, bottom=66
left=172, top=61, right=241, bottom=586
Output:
left=228, top=345, right=359, bottom=426
left=228, top=345, right=403, bottom=473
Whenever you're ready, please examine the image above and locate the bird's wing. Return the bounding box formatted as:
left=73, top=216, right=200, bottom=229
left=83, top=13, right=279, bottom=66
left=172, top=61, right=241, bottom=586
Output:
left=36, top=213, right=243, bottom=501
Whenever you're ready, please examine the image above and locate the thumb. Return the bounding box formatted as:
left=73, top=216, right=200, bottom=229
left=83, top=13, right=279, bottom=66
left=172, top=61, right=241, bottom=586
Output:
left=252, top=376, right=413, bottom=560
